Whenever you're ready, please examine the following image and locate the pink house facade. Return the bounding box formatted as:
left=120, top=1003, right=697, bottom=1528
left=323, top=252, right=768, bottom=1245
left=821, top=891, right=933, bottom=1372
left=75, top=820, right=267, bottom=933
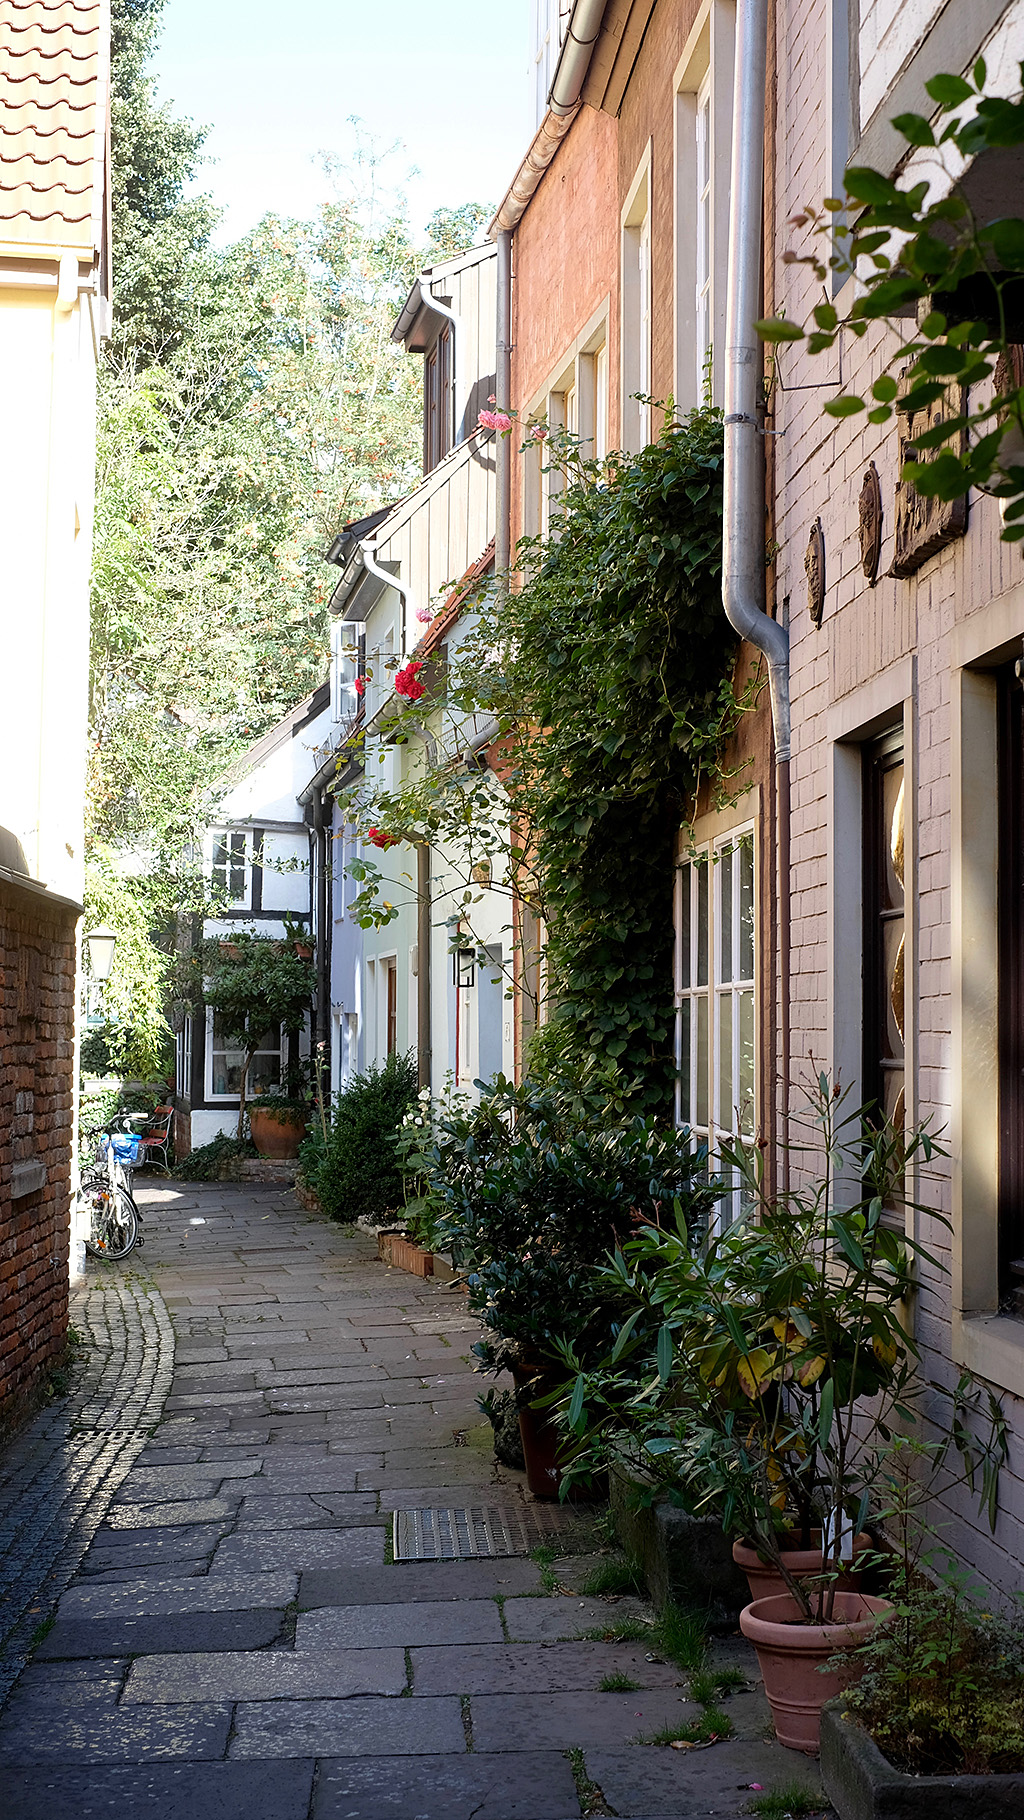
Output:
left=774, top=0, right=1024, bottom=1591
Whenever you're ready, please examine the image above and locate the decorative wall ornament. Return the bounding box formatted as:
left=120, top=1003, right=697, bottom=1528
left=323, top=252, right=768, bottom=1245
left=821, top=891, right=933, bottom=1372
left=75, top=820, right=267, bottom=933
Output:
left=858, top=462, right=883, bottom=585
left=805, top=517, right=825, bottom=627
left=892, top=379, right=968, bottom=577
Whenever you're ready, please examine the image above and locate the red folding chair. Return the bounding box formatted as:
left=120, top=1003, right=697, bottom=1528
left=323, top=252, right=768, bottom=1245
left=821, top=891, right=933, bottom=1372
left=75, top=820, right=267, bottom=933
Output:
left=139, top=1105, right=174, bottom=1172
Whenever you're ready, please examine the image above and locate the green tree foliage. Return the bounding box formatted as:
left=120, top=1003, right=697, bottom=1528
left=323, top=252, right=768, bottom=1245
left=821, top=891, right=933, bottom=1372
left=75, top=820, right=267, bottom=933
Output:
left=109, top=0, right=216, bottom=358
left=197, top=937, right=316, bottom=1136
left=91, top=1, right=491, bottom=1067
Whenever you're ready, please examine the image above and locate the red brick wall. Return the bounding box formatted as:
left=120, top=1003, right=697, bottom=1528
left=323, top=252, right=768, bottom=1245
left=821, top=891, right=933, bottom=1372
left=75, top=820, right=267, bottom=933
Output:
left=0, top=880, right=77, bottom=1434
left=510, top=103, right=620, bottom=545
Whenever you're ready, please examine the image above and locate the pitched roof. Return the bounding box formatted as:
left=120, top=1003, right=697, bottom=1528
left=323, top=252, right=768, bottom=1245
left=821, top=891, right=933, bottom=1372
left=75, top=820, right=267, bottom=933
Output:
left=0, top=0, right=108, bottom=256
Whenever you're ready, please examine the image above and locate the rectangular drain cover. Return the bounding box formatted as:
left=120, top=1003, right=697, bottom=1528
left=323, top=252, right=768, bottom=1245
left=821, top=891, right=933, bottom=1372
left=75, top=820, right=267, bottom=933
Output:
left=393, top=1505, right=570, bottom=1561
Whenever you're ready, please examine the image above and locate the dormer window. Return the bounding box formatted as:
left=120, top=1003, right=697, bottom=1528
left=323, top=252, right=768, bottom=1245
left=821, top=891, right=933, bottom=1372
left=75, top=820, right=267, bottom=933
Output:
left=424, top=322, right=454, bottom=473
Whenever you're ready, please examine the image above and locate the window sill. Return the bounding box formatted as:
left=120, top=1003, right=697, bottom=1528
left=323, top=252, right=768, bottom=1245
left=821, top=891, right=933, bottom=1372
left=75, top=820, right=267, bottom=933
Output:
left=953, top=1311, right=1024, bottom=1401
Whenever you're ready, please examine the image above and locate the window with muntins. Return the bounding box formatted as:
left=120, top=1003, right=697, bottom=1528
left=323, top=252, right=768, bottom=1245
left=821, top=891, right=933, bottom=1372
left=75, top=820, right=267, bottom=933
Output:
left=675, top=829, right=756, bottom=1226
left=998, top=663, right=1024, bottom=1313
left=212, top=831, right=248, bottom=904
left=862, top=728, right=905, bottom=1138
left=424, top=323, right=453, bottom=473
left=210, top=1012, right=282, bottom=1099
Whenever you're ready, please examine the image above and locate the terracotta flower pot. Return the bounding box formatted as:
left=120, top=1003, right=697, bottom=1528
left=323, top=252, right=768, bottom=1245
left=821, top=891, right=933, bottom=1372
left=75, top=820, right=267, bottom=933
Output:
left=733, top=1531, right=872, bottom=1605
left=740, top=1589, right=893, bottom=1754
left=249, top=1107, right=307, bottom=1159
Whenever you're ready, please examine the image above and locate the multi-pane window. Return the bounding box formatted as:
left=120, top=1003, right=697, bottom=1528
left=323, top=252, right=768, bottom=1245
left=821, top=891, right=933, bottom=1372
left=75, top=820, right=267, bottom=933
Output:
left=622, top=167, right=651, bottom=453
left=998, top=664, right=1024, bottom=1312
left=424, top=323, right=453, bottom=473
left=695, top=76, right=712, bottom=397
left=212, top=831, right=247, bottom=904
left=210, top=1012, right=281, bottom=1099
left=675, top=830, right=756, bottom=1225
left=862, top=729, right=905, bottom=1137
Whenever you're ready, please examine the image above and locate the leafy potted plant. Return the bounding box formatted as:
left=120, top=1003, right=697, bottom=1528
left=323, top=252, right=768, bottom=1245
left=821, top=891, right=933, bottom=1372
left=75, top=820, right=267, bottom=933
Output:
left=200, top=935, right=316, bottom=1143
left=423, top=1062, right=719, bottom=1497
left=281, top=913, right=314, bottom=960
left=821, top=1525, right=1024, bottom=1816
left=555, top=1079, right=1006, bottom=1749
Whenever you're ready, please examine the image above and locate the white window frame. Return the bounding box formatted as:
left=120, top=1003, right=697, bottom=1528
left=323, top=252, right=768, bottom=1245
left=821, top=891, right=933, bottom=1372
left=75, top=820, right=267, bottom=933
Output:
left=209, top=828, right=250, bottom=908
left=205, top=1005, right=285, bottom=1104
left=522, top=304, right=611, bottom=539
left=621, top=148, right=652, bottom=455
left=674, top=1, right=735, bottom=411
left=674, top=800, right=757, bottom=1229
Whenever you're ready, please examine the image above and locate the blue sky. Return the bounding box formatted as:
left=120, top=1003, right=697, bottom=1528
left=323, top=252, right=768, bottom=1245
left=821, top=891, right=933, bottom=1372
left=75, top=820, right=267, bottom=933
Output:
left=154, top=0, right=533, bottom=242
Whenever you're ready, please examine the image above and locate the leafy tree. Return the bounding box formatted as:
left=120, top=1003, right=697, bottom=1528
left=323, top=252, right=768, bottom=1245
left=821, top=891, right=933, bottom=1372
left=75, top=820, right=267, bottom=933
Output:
left=109, top=0, right=216, bottom=358
left=425, top=202, right=494, bottom=262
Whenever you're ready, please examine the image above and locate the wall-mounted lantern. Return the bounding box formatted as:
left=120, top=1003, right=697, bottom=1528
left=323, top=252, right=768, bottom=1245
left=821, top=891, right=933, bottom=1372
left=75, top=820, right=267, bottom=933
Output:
left=452, top=946, right=476, bottom=990
left=85, top=927, right=118, bottom=981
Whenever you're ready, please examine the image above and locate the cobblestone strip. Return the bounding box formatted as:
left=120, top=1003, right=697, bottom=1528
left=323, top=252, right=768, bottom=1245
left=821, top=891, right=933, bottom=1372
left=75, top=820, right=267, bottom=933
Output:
left=0, top=1271, right=175, bottom=1701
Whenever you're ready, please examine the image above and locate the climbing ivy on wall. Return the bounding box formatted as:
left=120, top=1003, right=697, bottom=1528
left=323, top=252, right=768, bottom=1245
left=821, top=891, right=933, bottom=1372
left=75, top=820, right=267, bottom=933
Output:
left=341, top=407, right=747, bottom=1115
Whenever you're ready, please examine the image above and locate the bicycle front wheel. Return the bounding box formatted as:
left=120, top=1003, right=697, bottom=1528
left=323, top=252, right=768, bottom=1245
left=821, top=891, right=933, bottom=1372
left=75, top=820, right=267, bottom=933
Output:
left=81, top=1179, right=139, bottom=1260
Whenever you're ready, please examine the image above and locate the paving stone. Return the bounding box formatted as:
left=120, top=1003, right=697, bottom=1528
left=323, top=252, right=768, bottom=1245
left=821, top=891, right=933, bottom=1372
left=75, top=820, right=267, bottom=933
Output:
left=2, top=1760, right=315, bottom=1820
left=228, top=1693, right=465, bottom=1758
left=584, top=1744, right=825, bottom=1818
left=241, top=1465, right=364, bottom=1493
left=0, top=1701, right=233, bottom=1764
left=82, top=1524, right=233, bottom=1570
left=312, top=1751, right=582, bottom=1819
left=34, top=1609, right=285, bottom=1659
left=125, top=1645, right=407, bottom=1701
left=111, top=1472, right=223, bottom=1502
left=295, top=1598, right=505, bottom=1649
left=503, top=1595, right=650, bottom=1642
left=470, top=1689, right=697, bottom=1752
left=103, top=1497, right=241, bottom=1529
left=235, top=1493, right=379, bottom=1527
left=410, top=1641, right=685, bottom=1696
left=299, top=1560, right=544, bottom=1607
left=57, top=1573, right=298, bottom=1619
left=211, top=1527, right=385, bottom=1572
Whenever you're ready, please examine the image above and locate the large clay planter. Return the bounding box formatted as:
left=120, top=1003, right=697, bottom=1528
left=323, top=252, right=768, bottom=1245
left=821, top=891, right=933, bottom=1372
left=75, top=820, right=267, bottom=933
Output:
left=511, top=1362, right=564, bottom=1499
left=733, top=1531, right=872, bottom=1605
left=250, top=1107, right=307, bottom=1159
left=740, top=1589, right=893, bottom=1755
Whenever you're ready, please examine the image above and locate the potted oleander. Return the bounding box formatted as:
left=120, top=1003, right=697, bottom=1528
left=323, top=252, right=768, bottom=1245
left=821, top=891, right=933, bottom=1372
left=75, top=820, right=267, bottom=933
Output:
left=555, top=1080, right=1006, bottom=1750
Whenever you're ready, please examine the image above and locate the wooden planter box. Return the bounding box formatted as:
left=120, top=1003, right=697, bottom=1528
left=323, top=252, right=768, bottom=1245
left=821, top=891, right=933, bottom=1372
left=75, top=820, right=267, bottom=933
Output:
left=820, top=1703, right=1024, bottom=1818
left=377, top=1230, right=434, bottom=1277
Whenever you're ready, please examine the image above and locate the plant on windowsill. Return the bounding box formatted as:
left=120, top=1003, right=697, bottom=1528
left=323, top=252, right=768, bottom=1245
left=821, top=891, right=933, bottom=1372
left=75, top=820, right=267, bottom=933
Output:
left=281, top=913, right=314, bottom=960
left=551, top=1076, right=1007, bottom=1749
left=198, top=934, right=316, bottom=1142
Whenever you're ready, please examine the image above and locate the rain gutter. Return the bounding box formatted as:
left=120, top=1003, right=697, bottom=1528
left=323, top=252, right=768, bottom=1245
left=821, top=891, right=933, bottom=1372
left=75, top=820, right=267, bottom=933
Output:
left=722, top=0, right=790, bottom=1176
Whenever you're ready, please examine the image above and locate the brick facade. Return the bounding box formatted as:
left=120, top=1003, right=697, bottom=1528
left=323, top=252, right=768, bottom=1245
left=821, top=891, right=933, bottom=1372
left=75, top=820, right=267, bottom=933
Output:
left=0, top=879, right=78, bottom=1437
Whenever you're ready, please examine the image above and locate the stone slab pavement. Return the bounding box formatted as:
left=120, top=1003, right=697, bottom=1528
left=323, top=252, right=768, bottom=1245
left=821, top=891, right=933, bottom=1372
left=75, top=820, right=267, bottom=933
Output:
left=0, top=1181, right=829, bottom=1818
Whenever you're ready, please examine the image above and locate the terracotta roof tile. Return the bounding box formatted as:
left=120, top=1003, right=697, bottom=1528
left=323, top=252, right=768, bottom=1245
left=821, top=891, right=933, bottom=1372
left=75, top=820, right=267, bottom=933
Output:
left=0, top=0, right=107, bottom=252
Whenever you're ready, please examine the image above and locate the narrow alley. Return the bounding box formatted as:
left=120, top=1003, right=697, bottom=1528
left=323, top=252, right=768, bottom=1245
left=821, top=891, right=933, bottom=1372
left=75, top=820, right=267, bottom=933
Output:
left=0, top=1184, right=819, bottom=1818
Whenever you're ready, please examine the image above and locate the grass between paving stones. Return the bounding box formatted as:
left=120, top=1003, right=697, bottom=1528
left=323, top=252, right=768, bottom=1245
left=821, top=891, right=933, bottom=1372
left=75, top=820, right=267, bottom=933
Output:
left=403, top=1647, right=414, bottom=1693
left=579, top=1554, right=646, bottom=1597
left=744, top=1783, right=827, bottom=1818
left=690, top=1664, right=747, bottom=1703
left=460, top=1694, right=474, bottom=1750
left=528, top=1545, right=561, bottom=1594
left=566, top=1746, right=614, bottom=1817
left=599, top=1671, right=642, bottom=1692
left=635, top=1705, right=734, bottom=1747
left=493, top=1593, right=510, bottom=1640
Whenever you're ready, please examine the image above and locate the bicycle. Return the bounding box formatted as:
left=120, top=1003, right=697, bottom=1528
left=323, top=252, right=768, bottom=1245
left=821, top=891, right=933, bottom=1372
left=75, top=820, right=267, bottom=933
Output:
left=78, top=1119, right=144, bottom=1261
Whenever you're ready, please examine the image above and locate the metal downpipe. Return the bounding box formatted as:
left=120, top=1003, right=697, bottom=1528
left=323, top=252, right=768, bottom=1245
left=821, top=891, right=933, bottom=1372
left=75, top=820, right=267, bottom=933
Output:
left=495, top=229, right=513, bottom=577
left=722, top=0, right=791, bottom=1179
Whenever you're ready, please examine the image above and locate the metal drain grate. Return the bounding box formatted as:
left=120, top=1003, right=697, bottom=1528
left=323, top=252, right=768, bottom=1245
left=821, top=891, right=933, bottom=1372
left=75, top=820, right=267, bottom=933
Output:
left=393, top=1504, right=571, bottom=1561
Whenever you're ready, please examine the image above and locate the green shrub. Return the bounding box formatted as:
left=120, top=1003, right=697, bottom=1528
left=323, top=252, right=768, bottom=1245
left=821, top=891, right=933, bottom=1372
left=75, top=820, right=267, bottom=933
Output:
left=423, top=1062, right=720, bottom=1372
left=80, top=1028, right=116, bottom=1076
left=172, top=1132, right=256, bottom=1181
left=301, top=1051, right=418, bottom=1223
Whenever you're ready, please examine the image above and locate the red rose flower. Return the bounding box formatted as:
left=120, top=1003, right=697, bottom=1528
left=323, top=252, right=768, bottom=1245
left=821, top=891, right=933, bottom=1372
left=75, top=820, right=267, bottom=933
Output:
left=394, top=661, right=426, bottom=703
